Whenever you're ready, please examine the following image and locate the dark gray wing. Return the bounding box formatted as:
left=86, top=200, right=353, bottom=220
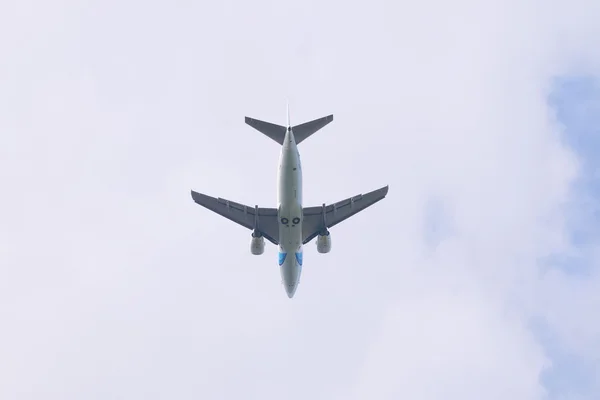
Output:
left=191, top=191, right=280, bottom=245
left=302, top=185, right=389, bottom=244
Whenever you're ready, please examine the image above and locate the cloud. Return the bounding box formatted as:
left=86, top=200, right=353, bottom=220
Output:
left=1, top=0, right=600, bottom=399
left=351, top=270, right=549, bottom=399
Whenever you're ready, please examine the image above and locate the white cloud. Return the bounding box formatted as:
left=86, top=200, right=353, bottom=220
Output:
left=351, top=270, right=549, bottom=400
left=1, top=0, right=600, bottom=399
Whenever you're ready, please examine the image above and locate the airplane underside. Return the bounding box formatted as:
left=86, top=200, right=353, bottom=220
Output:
left=191, top=108, right=388, bottom=298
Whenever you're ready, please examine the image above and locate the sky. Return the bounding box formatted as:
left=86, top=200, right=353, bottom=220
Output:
left=1, top=1, right=600, bottom=399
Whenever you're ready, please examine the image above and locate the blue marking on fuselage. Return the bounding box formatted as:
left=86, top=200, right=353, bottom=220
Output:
left=278, top=252, right=287, bottom=266
left=295, top=252, right=303, bottom=266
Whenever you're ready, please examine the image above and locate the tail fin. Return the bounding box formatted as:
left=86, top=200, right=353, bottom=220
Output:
left=245, top=113, right=334, bottom=146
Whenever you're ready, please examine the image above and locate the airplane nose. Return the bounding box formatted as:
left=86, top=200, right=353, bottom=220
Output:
left=285, top=283, right=297, bottom=298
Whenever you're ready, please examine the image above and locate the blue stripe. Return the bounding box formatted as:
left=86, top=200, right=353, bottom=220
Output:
left=295, top=252, right=303, bottom=266
left=278, top=252, right=287, bottom=266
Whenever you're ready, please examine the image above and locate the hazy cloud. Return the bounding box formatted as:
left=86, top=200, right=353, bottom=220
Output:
left=1, top=1, right=600, bottom=399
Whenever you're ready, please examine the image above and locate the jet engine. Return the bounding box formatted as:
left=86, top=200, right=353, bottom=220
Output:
left=250, top=232, right=265, bottom=255
left=316, top=230, right=331, bottom=253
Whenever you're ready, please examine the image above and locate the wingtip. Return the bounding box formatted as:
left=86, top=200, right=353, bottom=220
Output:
left=190, top=189, right=202, bottom=202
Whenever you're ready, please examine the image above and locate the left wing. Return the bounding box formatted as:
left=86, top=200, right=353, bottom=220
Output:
left=302, top=185, right=389, bottom=244
left=191, top=191, right=280, bottom=245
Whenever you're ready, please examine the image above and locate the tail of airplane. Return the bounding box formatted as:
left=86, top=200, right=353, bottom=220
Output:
left=245, top=106, right=333, bottom=145
left=292, top=114, right=334, bottom=144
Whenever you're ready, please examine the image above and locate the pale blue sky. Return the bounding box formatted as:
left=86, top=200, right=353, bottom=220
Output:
left=551, top=76, right=600, bottom=254
left=1, top=1, right=600, bottom=399
left=535, top=76, right=600, bottom=399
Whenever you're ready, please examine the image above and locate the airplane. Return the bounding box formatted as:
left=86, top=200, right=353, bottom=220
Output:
left=190, top=106, right=389, bottom=298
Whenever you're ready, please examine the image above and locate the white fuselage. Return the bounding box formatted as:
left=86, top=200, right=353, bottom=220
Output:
left=277, top=128, right=303, bottom=298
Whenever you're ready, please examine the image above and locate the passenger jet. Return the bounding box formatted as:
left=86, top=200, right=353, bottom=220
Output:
left=191, top=108, right=389, bottom=298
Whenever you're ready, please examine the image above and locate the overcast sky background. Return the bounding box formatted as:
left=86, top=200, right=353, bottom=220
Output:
left=1, top=1, right=600, bottom=399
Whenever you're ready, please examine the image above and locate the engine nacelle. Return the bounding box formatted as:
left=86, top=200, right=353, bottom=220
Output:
left=250, top=234, right=265, bottom=255
left=316, top=231, right=331, bottom=254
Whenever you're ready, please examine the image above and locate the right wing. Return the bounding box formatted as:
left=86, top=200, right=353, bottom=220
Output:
left=302, top=185, right=389, bottom=244
left=191, top=191, right=280, bottom=245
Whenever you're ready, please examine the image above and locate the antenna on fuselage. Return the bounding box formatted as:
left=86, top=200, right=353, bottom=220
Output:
left=286, top=100, right=291, bottom=130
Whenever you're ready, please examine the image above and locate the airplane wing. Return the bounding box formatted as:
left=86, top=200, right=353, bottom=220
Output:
left=191, top=191, right=280, bottom=245
left=301, top=185, right=389, bottom=244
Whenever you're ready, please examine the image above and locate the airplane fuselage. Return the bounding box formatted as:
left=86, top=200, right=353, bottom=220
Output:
left=277, top=128, right=303, bottom=298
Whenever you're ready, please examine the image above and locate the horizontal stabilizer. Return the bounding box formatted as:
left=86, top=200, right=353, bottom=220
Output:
left=245, top=113, right=333, bottom=145
left=293, top=115, right=333, bottom=144
left=245, top=117, right=287, bottom=145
